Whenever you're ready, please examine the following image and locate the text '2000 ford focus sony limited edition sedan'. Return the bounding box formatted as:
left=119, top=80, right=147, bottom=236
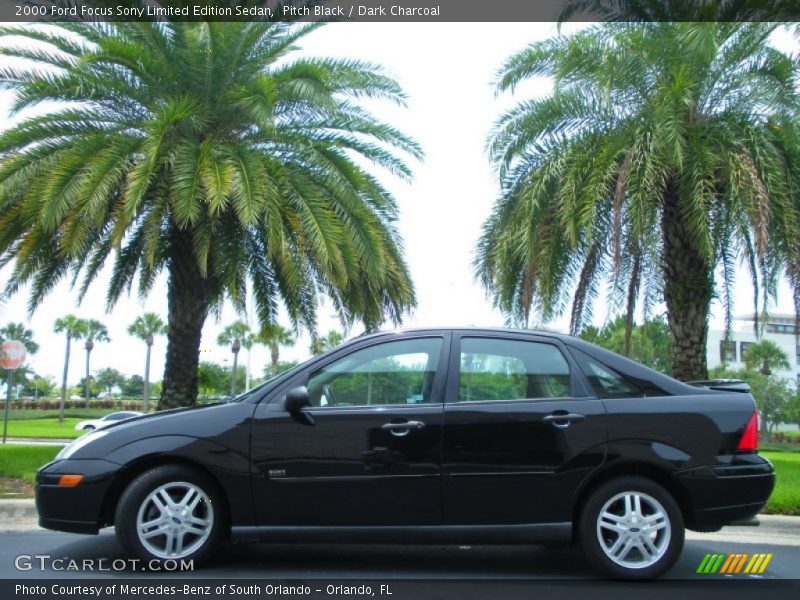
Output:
left=36, top=328, right=774, bottom=579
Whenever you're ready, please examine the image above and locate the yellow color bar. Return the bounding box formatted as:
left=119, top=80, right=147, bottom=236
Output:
left=744, top=554, right=760, bottom=574
left=757, top=554, right=773, bottom=574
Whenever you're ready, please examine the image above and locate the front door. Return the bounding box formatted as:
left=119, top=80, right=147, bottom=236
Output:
left=442, top=334, right=606, bottom=525
left=251, top=334, right=449, bottom=526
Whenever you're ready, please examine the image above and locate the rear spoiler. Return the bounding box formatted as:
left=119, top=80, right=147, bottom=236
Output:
left=686, top=379, right=751, bottom=393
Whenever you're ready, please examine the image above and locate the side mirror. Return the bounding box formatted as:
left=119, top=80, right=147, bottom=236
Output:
left=284, top=386, right=315, bottom=425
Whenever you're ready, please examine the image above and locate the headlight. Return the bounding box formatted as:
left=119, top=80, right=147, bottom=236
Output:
left=56, top=430, right=109, bottom=460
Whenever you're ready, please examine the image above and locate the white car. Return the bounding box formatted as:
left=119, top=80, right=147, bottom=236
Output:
left=74, top=411, right=143, bottom=432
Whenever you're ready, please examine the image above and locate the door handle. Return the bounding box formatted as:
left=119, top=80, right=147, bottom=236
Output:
left=381, top=420, right=425, bottom=437
left=543, top=413, right=586, bottom=428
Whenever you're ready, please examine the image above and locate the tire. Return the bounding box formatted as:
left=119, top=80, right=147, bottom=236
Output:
left=83, top=425, right=95, bottom=431
left=115, top=465, right=225, bottom=566
left=578, top=476, right=684, bottom=580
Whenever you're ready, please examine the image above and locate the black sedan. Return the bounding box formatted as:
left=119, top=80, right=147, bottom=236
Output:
left=36, top=328, right=774, bottom=579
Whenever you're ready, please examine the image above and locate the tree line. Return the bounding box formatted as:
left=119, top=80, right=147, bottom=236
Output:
left=1, top=18, right=799, bottom=408
left=0, top=317, right=346, bottom=412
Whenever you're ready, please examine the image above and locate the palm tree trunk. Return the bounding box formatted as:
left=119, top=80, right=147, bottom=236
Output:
left=661, top=177, right=713, bottom=381
left=623, top=252, right=641, bottom=358
left=245, top=348, right=251, bottom=392
left=84, top=347, right=91, bottom=406
left=143, top=343, right=152, bottom=412
left=271, top=345, right=279, bottom=377
left=160, top=228, right=211, bottom=409
left=230, top=351, right=239, bottom=397
left=59, top=335, right=71, bottom=423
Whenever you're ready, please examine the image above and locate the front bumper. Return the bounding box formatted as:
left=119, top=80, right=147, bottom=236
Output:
left=677, top=454, right=775, bottom=531
left=35, top=459, right=121, bottom=535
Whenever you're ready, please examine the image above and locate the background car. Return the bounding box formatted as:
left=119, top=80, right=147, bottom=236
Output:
left=74, top=411, right=143, bottom=432
left=39, top=329, right=774, bottom=579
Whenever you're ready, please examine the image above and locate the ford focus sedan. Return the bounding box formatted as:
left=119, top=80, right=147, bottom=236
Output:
left=36, top=328, right=774, bottom=579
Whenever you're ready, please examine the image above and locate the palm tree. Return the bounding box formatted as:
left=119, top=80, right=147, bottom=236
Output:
left=0, top=22, right=419, bottom=409
left=218, top=321, right=251, bottom=397
left=128, top=313, right=167, bottom=412
left=241, top=332, right=257, bottom=392
left=82, top=319, right=109, bottom=402
left=477, top=23, right=800, bottom=381
left=0, top=322, right=38, bottom=354
left=309, top=330, right=345, bottom=355
left=259, top=323, right=296, bottom=377
left=53, top=315, right=86, bottom=422
left=743, top=339, right=791, bottom=375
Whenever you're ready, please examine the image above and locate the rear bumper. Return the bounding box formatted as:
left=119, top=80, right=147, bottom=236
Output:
left=677, top=455, right=775, bottom=531
left=35, top=459, right=120, bottom=535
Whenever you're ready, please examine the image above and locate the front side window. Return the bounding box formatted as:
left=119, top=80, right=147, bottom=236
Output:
left=458, top=338, right=571, bottom=402
left=306, top=338, right=443, bottom=407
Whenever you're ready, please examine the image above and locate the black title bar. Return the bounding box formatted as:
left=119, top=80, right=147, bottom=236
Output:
left=2, top=0, right=800, bottom=23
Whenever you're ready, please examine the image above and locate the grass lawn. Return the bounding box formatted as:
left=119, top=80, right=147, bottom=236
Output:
left=0, top=445, right=59, bottom=484
left=762, top=442, right=800, bottom=453
left=762, top=451, right=800, bottom=515
left=2, top=418, right=84, bottom=439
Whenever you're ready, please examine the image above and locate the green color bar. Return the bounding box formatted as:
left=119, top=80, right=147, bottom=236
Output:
left=710, top=554, right=726, bottom=573
left=696, top=554, right=712, bottom=574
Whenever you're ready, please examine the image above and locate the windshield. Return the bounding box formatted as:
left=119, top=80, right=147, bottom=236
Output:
left=227, top=356, right=324, bottom=402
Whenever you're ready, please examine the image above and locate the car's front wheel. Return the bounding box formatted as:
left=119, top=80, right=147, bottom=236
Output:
left=115, top=465, right=225, bottom=565
left=579, top=476, right=684, bottom=579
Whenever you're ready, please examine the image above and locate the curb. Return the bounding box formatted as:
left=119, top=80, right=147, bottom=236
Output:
left=1, top=438, right=70, bottom=445
left=0, top=499, right=37, bottom=524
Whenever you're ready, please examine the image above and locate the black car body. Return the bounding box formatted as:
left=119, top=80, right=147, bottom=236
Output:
left=36, top=328, right=774, bottom=578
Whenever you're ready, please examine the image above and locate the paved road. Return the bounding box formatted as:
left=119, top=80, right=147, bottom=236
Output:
left=0, top=529, right=797, bottom=580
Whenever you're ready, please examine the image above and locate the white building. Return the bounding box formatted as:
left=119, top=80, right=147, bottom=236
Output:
left=706, top=313, right=800, bottom=385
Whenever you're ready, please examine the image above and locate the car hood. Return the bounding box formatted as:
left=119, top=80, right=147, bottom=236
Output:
left=62, top=401, right=254, bottom=460
left=100, top=403, right=225, bottom=431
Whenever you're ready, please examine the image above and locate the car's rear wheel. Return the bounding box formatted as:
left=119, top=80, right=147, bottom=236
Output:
left=83, top=425, right=95, bottom=431
left=579, top=476, right=684, bottom=579
left=115, top=465, right=224, bottom=566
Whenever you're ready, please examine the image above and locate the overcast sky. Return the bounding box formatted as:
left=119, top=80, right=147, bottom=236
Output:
left=0, top=23, right=797, bottom=385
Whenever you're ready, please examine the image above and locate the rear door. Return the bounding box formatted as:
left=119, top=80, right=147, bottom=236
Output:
left=251, top=333, right=449, bottom=526
left=442, top=333, right=606, bottom=525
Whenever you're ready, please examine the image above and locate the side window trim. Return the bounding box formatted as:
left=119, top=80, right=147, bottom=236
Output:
left=445, top=334, right=578, bottom=404
left=567, top=346, right=645, bottom=399
left=266, top=333, right=451, bottom=410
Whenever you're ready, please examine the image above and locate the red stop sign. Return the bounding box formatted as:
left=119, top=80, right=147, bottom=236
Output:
left=0, top=340, right=27, bottom=370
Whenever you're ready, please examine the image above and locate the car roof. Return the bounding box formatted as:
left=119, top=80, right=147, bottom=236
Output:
left=354, top=326, right=574, bottom=342
left=244, top=325, right=704, bottom=403
left=349, top=327, right=697, bottom=396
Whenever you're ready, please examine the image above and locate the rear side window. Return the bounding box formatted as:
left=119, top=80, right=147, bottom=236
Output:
left=458, top=337, right=571, bottom=402
left=569, top=348, right=643, bottom=399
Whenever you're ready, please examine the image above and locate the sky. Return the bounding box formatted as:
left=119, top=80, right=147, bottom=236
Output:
left=0, top=22, right=798, bottom=386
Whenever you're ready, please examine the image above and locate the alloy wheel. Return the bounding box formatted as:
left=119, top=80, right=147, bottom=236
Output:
left=135, top=481, right=214, bottom=559
left=595, top=490, right=671, bottom=569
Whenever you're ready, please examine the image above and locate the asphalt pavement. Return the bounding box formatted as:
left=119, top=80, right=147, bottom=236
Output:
left=0, top=527, right=797, bottom=580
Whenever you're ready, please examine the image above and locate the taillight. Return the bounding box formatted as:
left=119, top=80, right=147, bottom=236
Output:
left=737, top=411, right=759, bottom=451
